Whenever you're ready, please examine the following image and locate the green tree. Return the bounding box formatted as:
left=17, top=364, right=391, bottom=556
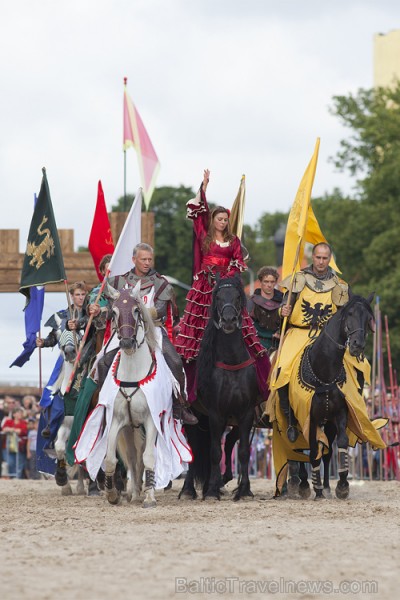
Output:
left=327, top=82, right=400, bottom=371
left=241, top=213, right=288, bottom=287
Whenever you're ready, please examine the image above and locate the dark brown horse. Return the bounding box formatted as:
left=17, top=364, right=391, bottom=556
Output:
left=279, top=292, right=375, bottom=500
left=179, top=275, right=261, bottom=501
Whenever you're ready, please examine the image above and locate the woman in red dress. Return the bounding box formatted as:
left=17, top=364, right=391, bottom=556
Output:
left=175, top=169, right=270, bottom=402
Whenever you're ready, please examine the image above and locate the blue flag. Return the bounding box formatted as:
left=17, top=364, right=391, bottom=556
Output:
left=39, top=354, right=64, bottom=408
left=36, top=355, right=65, bottom=475
left=10, top=285, right=45, bottom=367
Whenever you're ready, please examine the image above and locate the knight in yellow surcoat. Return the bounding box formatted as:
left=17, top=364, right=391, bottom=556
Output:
left=266, top=243, right=386, bottom=492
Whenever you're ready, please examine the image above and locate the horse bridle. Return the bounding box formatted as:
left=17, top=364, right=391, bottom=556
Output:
left=213, top=283, right=242, bottom=330
left=113, top=302, right=147, bottom=349
left=324, top=325, right=365, bottom=351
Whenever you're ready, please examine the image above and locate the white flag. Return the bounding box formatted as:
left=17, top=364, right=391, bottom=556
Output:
left=108, top=188, right=142, bottom=277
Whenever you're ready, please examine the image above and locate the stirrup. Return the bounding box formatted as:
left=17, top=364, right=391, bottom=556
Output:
left=287, top=425, right=299, bottom=443
left=173, top=405, right=198, bottom=425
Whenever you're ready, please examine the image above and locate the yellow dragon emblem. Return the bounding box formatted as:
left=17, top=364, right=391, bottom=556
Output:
left=26, top=215, right=55, bottom=269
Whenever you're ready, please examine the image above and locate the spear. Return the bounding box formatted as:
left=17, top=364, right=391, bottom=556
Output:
left=64, top=270, right=110, bottom=394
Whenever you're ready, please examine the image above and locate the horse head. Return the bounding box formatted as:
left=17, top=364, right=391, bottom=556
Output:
left=213, top=274, right=245, bottom=334
left=341, top=292, right=375, bottom=359
left=58, top=328, right=80, bottom=363
left=111, top=282, right=143, bottom=354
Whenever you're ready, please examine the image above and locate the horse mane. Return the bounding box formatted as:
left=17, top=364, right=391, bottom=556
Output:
left=197, top=275, right=246, bottom=395
left=135, top=295, right=158, bottom=353
left=335, top=294, right=374, bottom=323
left=323, top=294, right=374, bottom=340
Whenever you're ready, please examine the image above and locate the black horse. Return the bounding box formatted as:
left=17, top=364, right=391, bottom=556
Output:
left=279, top=292, right=374, bottom=500
left=179, top=275, right=260, bottom=501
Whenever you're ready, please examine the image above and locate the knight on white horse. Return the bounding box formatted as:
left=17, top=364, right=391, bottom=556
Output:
left=74, top=280, right=192, bottom=507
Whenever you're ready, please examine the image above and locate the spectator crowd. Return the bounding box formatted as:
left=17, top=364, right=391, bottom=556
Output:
left=0, top=394, right=41, bottom=479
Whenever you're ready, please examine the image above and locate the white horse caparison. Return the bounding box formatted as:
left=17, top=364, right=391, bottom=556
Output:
left=53, top=328, right=86, bottom=496
left=104, top=282, right=158, bottom=508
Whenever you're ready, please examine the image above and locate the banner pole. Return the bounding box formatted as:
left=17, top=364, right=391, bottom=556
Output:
left=64, top=270, right=110, bottom=394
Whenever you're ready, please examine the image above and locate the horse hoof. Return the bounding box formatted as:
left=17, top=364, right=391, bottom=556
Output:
left=287, top=478, right=300, bottom=498
left=142, top=499, right=157, bottom=509
left=87, top=480, right=100, bottom=497
left=314, top=494, right=325, bottom=501
left=222, top=474, right=233, bottom=485
left=106, top=490, right=121, bottom=505
left=178, top=488, right=197, bottom=500
left=55, top=469, right=68, bottom=487
left=61, top=484, right=72, bottom=496
left=335, top=484, right=350, bottom=500
left=203, top=493, right=220, bottom=501
left=299, top=483, right=311, bottom=499
left=233, top=491, right=254, bottom=502
left=273, top=492, right=287, bottom=500
left=323, top=487, right=332, bottom=499
left=164, top=480, right=172, bottom=491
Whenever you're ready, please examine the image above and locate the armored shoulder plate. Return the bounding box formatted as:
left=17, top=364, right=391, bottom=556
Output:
left=154, top=274, right=174, bottom=301
left=332, top=282, right=349, bottom=306
left=280, top=272, right=306, bottom=293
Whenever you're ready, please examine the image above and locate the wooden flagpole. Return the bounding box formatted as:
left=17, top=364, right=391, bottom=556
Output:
left=63, top=279, right=78, bottom=353
left=64, top=270, right=110, bottom=394
left=123, top=77, right=128, bottom=212
left=270, top=233, right=302, bottom=388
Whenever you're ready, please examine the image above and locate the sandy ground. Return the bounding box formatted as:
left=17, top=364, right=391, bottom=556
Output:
left=0, top=477, right=399, bottom=600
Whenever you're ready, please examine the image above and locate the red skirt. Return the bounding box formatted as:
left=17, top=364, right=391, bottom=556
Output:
left=175, top=271, right=266, bottom=362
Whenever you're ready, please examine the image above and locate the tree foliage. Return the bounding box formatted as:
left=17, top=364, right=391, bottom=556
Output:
left=319, top=83, right=400, bottom=370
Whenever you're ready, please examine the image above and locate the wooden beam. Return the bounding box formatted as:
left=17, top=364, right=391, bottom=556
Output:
left=0, top=212, right=155, bottom=293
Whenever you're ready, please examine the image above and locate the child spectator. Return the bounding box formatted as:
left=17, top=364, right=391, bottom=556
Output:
left=26, top=416, right=41, bottom=479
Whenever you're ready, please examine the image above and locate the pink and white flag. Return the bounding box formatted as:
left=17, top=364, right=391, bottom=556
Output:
left=123, top=83, right=160, bottom=210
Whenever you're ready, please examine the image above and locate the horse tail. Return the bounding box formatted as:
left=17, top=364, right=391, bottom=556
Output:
left=185, top=413, right=211, bottom=486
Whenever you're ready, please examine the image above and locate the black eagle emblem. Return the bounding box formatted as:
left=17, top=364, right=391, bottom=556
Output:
left=301, top=299, right=332, bottom=338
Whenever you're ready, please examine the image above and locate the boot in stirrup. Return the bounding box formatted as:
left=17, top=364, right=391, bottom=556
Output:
left=172, top=395, right=198, bottom=425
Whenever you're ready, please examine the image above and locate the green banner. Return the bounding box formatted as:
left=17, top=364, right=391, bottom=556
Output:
left=20, top=168, right=66, bottom=301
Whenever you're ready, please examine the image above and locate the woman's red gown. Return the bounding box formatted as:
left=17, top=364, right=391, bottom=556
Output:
left=175, top=186, right=270, bottom=402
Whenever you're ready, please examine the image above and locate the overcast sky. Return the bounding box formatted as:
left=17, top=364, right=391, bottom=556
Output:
left=1, top=0, right=399, bottom=384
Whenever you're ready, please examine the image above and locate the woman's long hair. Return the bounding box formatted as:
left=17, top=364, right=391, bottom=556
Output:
left=202, top=206, right=235, bottom=253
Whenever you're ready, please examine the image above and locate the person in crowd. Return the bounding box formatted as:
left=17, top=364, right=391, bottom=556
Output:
left=1, top=407, right=28, bottom=478
left=247, top=266, right=283, bottom=354
left=0, top=398, right=4, bottom=478
left=174, top=169, right=270, bottom=402
left=26, top=416, right=41, bottom=479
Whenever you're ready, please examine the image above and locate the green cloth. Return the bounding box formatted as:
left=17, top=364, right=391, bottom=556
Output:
left=254, top=321, right=274, bottom=349
left=20, top=169, right=66, bottom=302
left=66, top=377, right=98, bottom=466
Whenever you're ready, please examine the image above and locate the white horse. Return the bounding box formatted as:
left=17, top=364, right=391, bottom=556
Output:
left=103, top=283, right=159, bottom=508
left=52, top=328, right=88, bottom=496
